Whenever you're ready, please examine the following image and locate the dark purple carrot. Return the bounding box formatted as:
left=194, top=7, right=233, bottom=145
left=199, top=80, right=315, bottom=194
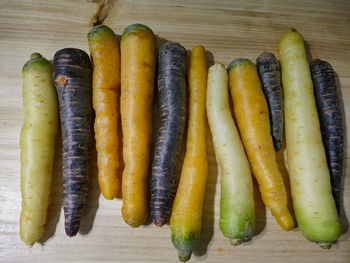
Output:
left=256, top=52, right=284, bottom=151
left=310, top=59, right=344, bottom=214
left=150, top=42, right=187, bottom=227
left=53, top=48, right=92, bottom=236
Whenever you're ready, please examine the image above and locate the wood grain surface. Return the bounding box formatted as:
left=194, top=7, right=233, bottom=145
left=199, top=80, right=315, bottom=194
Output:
left=0, top=0, right=349, bottom=262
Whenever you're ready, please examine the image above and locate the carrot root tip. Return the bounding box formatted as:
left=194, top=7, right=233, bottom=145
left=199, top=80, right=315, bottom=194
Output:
left=65, top=225, right=79, bottom=237
left=230, top=237, right=251, bottom=246
left=177, top=249, right=192, bottom=262
left=317, top=242, right=333, bottom=249
left=153, top=219, right=166, bottom=227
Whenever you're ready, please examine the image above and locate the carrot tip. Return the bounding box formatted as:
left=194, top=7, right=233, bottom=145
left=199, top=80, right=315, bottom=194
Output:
left=65, top=219, right=80, bottom=237
left=178, top=249, right=192, bottom=262
left=230, top=239, right=243, bottom=246
left=317, top=242, right=333, bottom=249
left=154, top=221, right=166, bottom=227
left=65, top=227, right=79, bottom=237
left=277, top=214, right=294, bottom=231
left=230, top=236, right=252, bottom=246
left=153, top=217, right=167, bottom=227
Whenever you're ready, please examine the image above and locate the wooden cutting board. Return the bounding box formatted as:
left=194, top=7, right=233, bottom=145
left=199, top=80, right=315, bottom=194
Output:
left=1, top=0, right=349, bottom=262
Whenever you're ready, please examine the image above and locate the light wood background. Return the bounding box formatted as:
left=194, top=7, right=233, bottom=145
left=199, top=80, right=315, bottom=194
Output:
left=0, top=0, right=349, bottom=262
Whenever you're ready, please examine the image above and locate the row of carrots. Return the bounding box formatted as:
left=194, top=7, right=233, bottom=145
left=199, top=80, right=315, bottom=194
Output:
left=20, top=23, right=344, bottom=261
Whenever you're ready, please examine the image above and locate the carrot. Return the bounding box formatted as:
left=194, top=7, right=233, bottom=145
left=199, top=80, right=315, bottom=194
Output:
left=88, top=24, right=121, bottom=200
left=310, top=59, right=344, bottom=215
left=228, top=58, right=294, bottom=231
left=256, top=52, right=284, bottom=151
left=120, top=24, right=156, bottom=227
left=279, top=29, right=341, bottom=247
left=53, top=48, right=92, bottom=237
left=150, top=42, right=187, bottom=227
left=207, top=63, right=255, bottom=245
left=20, top=53, right=58, bottom=245
left=170, top=45, right=207, bottom=261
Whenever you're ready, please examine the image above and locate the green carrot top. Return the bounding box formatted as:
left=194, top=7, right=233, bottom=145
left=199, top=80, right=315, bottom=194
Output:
left=122, top=23, right=154, bottom=40
left=227, top=58, right=253, bottom=72
left=87, top=24, right=115, bottom=40
left=22, top=53, right=51, bottom=73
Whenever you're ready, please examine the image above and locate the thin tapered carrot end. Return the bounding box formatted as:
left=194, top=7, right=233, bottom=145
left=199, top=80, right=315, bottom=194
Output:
left=100, top=187, right=118, bottom=200
left=65, top=224, right=79, bottom=237
left=153, top=219, right=166, bottom=227
left=64, top=214, right=80, bottom=237
left=178, top=249, right=192, bottom=262
left=151, top=211, right=168, bottom=227
left=317, top=242, right=333, bottom=249
left=20, top=234, right=36, bottom=246
left=277, top=213, right=295, bottom=231
left=230, top=239, right=243, bottom=246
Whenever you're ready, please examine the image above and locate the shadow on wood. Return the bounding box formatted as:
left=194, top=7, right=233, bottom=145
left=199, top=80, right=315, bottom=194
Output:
left=144, top=61, right=160, bottom=227
left=142, top=36, right=167, bottom=227
left=334, top=71, right=349, bottom=238
left=304, top=40, right=312, bottom=64
left=79, top=136, right=101, bottom=235
left=116, top=34, right=124, bottom=200
left=205, top=50, right=214, bottom=68
left=276, top=140, right=296, bottom=226
left=193, top=120, right=218, bottom=258
left=39, top=132, right=63, bottom=244
left=116, top=80, right=124, bottom=200
left=252, top=177, right=267, bottom=236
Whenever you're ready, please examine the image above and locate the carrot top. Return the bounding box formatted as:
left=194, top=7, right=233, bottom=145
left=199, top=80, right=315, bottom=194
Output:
left=122, top=23, right=154, bottom=40
left=22, top=53, right=51, bottom=73
left=227, top=58, right=253, bottom=72
left=88, top=24, right=116, bottom=40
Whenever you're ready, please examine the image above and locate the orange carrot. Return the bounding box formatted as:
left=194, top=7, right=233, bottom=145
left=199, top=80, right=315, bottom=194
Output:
left=228, top=58, right=294, bottom=231
left=120, top=24, right=156, bottom=227
left=170, top=45, right=208, bottom=261
left=88, top=24, right=121, bottom=199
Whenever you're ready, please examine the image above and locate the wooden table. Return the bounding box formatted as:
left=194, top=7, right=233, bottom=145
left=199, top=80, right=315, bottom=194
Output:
left=1, top=0, right=349, bottom=262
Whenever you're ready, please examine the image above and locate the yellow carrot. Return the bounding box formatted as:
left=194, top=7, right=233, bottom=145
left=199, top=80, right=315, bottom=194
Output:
left=120, top=24, right=156, bottom=227
left=279, top=29, right=341, bottom=247
left=88, top=24, right=121, bottom=200
left=228, top=58, right=294, bottom=231
left=170, top=45, right=208, bottom=262
left=20, top=53, right=58, bottom=245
